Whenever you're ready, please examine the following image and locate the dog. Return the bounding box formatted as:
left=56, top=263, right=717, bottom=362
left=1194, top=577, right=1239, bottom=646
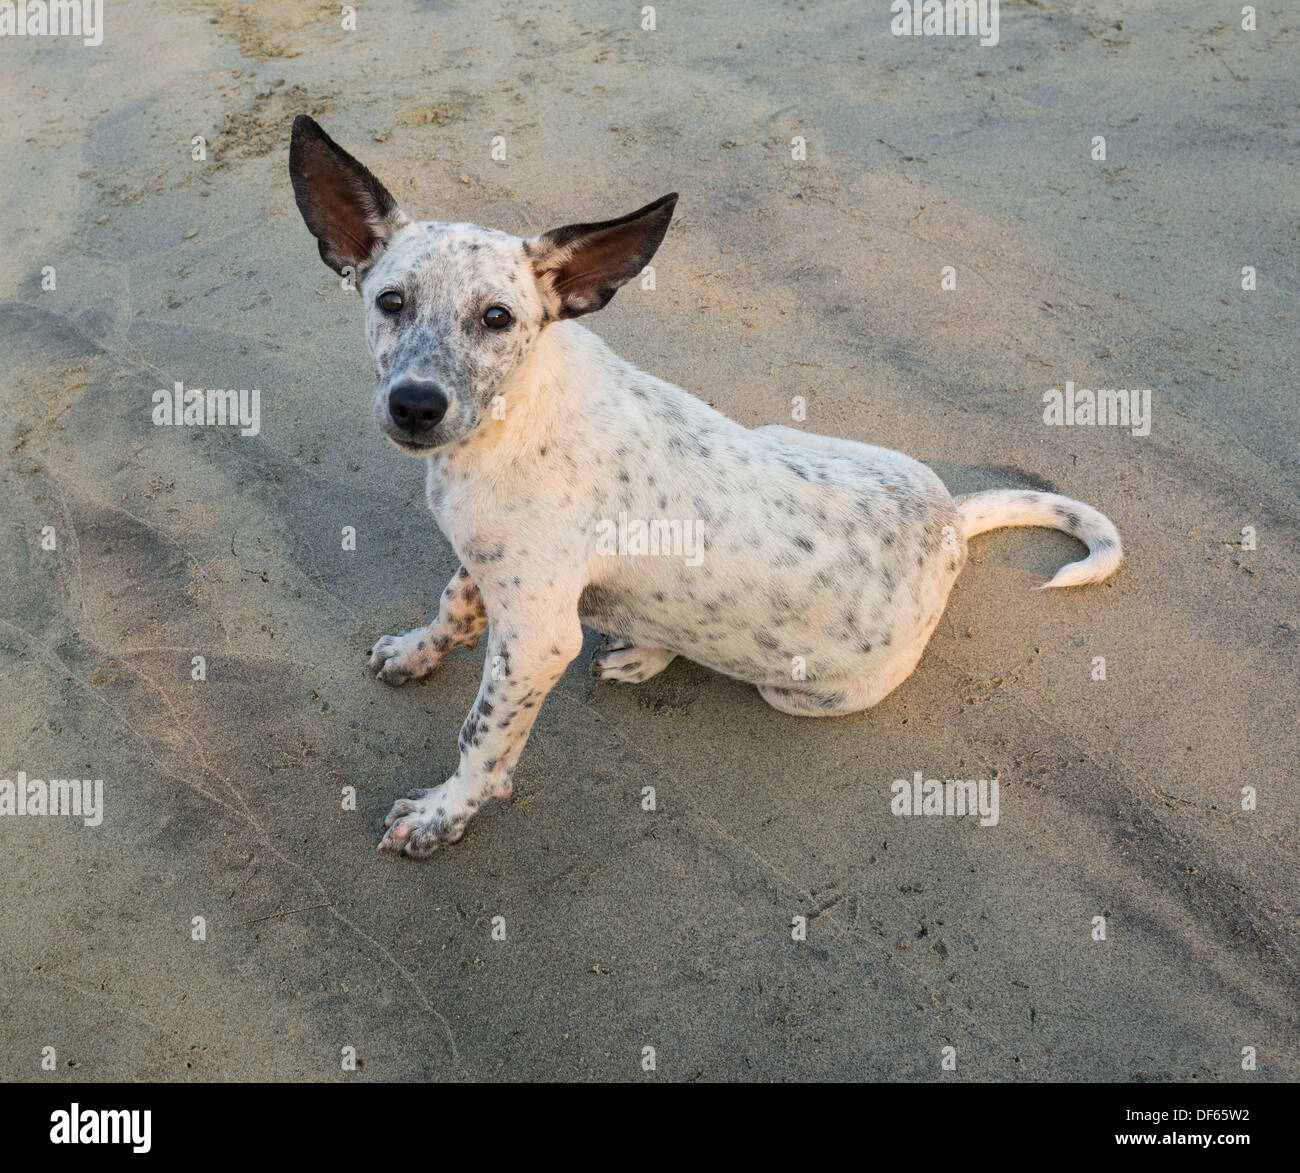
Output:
left=288, top=115, right=1122, bottom=858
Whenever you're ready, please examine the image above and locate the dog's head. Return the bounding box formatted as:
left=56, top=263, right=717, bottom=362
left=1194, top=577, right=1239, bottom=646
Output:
left=289, top=115, right=676, bottom=456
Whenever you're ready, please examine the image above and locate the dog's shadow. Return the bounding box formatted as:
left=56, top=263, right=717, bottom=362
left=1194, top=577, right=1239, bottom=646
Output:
left=926, top=459, right=1062, bottom=498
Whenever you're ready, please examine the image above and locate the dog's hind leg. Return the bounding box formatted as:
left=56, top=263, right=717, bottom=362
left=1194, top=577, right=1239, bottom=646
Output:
left=590, top=636, right=678, bottom=684
left=759, top=636, right=930, bottom=717
left=368, top=564, right=487, bottom=685
left=758, top=683, right=855, bottom=716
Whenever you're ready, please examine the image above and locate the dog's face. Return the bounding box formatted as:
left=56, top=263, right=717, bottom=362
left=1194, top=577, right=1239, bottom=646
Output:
left=360, top=223, right=547, bottom=452
left=289, top=116, right=676, bottom=456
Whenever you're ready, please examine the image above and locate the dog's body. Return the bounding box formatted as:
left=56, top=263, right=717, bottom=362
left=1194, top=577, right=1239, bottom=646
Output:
left=289, top=117, right=1122, bottom=857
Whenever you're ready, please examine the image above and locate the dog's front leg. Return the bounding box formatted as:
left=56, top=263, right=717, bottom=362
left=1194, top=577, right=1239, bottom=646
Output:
left=368, top=564, right=487, bottom=685
left=378, top=599, right=583, bottom=857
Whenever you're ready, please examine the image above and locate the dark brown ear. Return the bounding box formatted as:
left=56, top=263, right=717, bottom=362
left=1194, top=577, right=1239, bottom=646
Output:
left=289, top=115, right=407, bottom=278
left=527, top=194, right=677, bottom=319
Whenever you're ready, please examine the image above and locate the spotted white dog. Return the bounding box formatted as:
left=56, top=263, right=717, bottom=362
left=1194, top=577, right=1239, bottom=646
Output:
left=289, top=116, right=1122, bottom=858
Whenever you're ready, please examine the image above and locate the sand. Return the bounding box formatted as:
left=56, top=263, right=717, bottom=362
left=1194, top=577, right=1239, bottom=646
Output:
left=0, top=0, right=1295, bottom=1080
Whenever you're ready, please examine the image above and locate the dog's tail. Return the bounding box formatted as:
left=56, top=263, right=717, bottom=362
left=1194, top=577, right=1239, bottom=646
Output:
left=954, top=489, right=1122, bottom=589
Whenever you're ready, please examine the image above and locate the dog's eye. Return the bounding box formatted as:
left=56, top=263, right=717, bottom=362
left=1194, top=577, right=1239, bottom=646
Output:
left=483, top=305, right=513, bottom=330
left=377, top=290, right=404, bottom=314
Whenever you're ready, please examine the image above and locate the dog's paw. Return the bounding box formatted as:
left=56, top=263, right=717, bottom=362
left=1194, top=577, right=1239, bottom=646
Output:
left=590, top=640, right=677, bottom=684
left=367, top=629, right=445, bottom=686
left=378, top=785, right=468, bottom=858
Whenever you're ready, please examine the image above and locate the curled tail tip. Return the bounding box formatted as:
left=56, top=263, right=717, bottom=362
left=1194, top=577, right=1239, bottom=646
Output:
left=1038, top=567, right=1094, bottom=590
left=1040, top=540, right=1124, bottom=590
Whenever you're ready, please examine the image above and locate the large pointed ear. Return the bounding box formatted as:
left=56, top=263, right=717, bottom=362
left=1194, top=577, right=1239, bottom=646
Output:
left=526, top=193, right=677, bottom=319
left=289, top=115, right=408, bottom=278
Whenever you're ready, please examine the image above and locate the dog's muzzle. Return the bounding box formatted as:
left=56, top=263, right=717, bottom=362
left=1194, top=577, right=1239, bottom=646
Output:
left=386, top=378, right=448, bottom=442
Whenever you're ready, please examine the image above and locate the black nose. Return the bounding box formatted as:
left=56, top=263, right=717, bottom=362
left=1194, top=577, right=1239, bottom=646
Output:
left=388, top=379, right=448, bottom=431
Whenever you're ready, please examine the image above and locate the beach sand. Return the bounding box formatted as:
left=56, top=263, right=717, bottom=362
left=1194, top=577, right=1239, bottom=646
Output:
left=0, top=0, right=1295, bottom=1080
